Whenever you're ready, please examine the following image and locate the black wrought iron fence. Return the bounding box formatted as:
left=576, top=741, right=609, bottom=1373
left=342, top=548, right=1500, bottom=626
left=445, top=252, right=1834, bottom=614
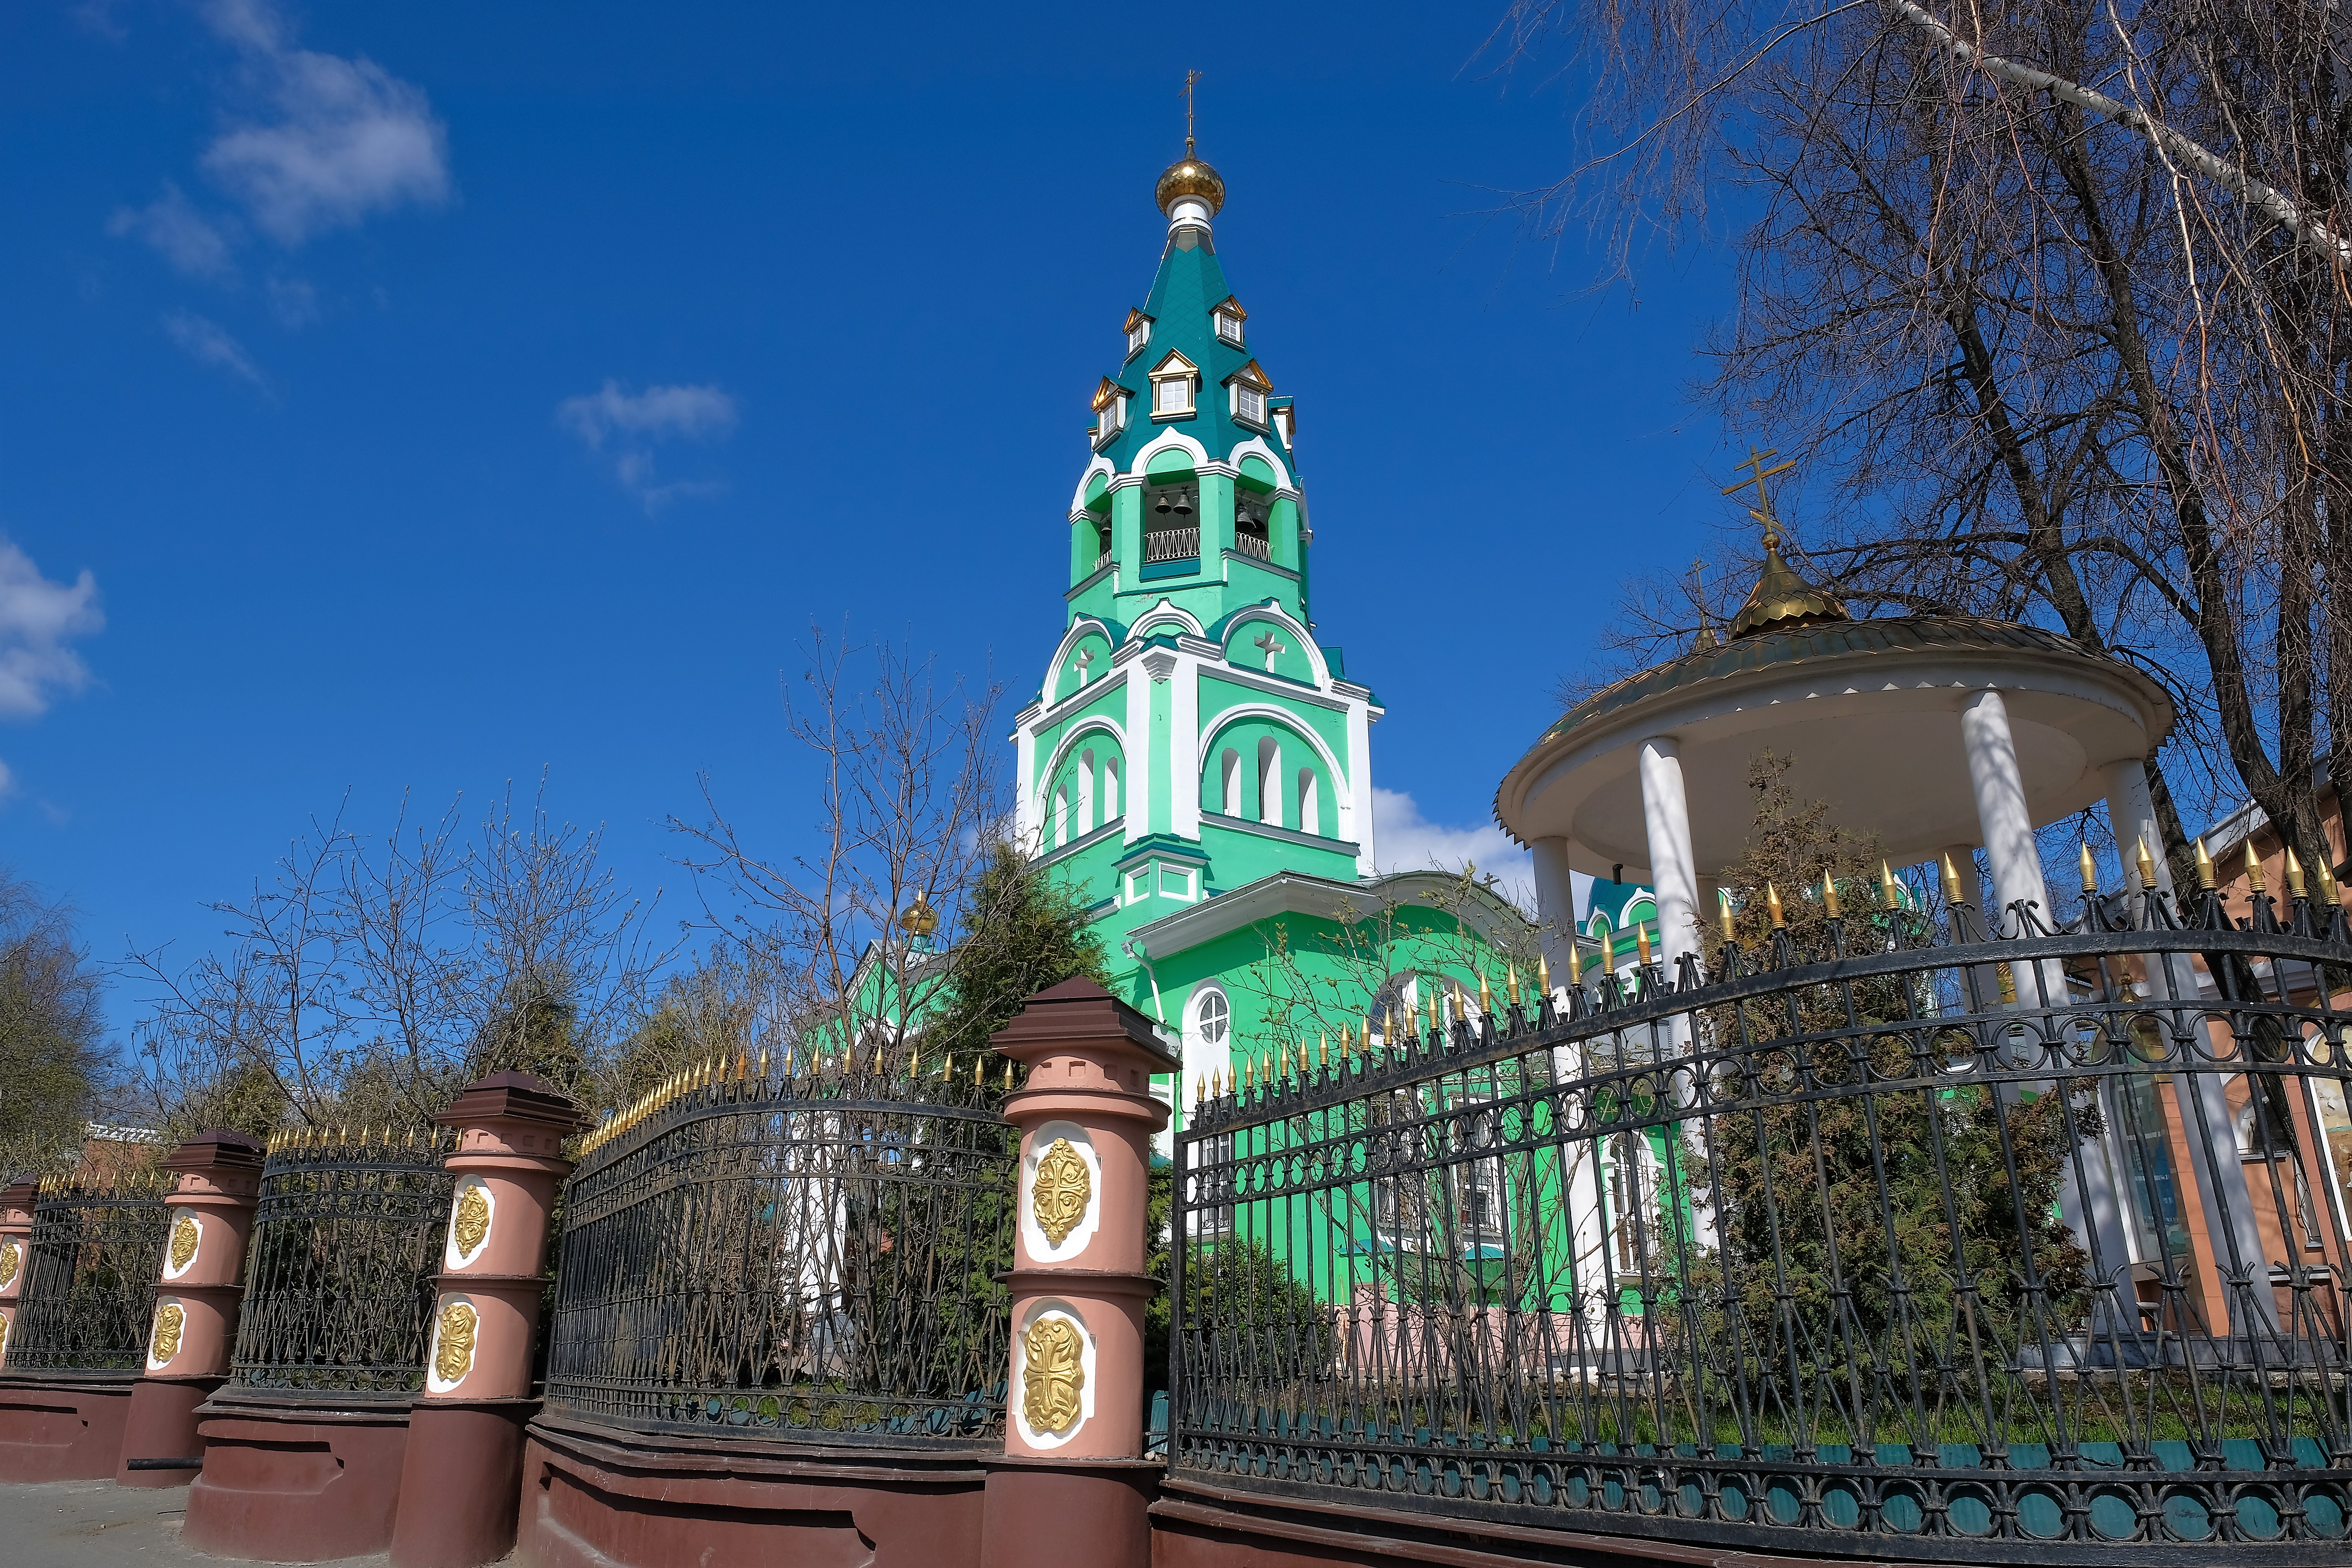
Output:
left=225, top=1128, right=456, bottom=1398
left=2, top=1175, right=170, bottom=1374
left=544, top=1053, right=1015, bottom=1447
left=1174, top=880, right=2352, bottom=1562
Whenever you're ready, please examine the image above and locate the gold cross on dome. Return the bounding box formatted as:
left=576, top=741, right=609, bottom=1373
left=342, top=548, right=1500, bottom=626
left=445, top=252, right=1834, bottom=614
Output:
left=1722, top=445, right=1797, bottom=544
left=1183, top=69, right=1202, bottom=154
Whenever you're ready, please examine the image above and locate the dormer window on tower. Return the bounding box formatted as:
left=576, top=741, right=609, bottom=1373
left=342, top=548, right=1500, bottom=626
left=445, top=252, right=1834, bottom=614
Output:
left=1149, top=352, right=1198, bottom=420
left=1091, top=378, right=1128, bottom=447
left=1123, top=309, right=1152, bottom=359
left=1214, top=298, right=1247, bottom=347
left=1226, top=360, right=1272, bottom=430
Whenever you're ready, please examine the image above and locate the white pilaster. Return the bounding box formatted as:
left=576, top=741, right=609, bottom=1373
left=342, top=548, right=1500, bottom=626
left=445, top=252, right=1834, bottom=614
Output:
left=1347, top=699, right=1376, bottom=876
left=1015, top=722, right=1038, bottom=851
left=1124, top=665, right=1152, bottom=846
left=1170, top=654, right=1201, bottom=841
left=1637, top=735, right=1701, bottom=971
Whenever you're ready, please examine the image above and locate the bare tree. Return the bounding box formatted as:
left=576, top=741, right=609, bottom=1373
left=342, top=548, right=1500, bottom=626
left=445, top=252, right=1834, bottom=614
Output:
left=1493, top=0, right=2352, bottom=885
left=667, top=628, right=1005, bottom=1075
left=123, top=780, right=664, bottom=1134
left=0, top=870, right=109, bottom=1176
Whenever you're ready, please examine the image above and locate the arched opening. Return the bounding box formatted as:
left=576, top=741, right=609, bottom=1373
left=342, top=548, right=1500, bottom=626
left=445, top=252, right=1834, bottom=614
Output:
left=1220, top=749, right=1241, bottom=815
left=1078, top=749, right=1096, bottom=833
left=1296, top=768, right=1319, bottom=837
left=1053, top=782, right=1071, bottom=848
left=1102, top=755, right=1121, bottom=822
left=1256, top=737, right=1280, bottom=824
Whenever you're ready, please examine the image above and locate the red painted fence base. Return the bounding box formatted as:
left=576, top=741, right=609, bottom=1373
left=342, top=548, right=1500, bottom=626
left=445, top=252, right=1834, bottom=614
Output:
left=389, top=1400, right=534, bottom=1568
left=114, top=1375, right=219, bottom=1486
left=0, top=1376, right=135, bottom=1483
left=180, top=1395, right=412, bottom=1562
left=515, top=1413, right=992, bottom=1568
left=980, top=1455, right=1158, bottom=1568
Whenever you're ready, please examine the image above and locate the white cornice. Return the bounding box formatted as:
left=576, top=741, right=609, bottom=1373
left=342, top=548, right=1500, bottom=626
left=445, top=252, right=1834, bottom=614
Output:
left=1126, top=869, right=1534, bottom=956
left=1201, top=662, right=1348, bottom=714
left=1029, top=664, right=1129, bottom=732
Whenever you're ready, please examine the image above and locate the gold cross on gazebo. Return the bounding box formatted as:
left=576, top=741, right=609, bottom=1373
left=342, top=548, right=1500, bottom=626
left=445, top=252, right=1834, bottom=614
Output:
left=1721, top=445, right=1797, bottom=544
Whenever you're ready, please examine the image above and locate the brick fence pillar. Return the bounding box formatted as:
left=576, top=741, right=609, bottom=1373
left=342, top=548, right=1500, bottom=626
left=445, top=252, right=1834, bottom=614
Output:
left=116, top=1131, right=266, bottom=1486
left=0, top=1178, right=33, bottom=1363
left=388, top=1071, right=588, bottom=1568
left=980, top=977, right=1177, bottom=1568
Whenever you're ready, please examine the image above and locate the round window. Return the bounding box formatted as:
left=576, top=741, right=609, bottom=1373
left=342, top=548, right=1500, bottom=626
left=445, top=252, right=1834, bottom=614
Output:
left=1194, top=989, right=1229, bottom=1047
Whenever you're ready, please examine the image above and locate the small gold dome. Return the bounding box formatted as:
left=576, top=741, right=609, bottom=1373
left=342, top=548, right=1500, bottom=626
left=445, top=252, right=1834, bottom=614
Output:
left=1730, top=534, right=1849, bottom=639
left=1156, top=154, right=1225, bottom=217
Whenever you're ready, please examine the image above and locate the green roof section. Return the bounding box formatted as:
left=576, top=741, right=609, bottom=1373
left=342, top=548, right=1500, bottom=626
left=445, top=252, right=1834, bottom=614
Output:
left=1100, top=225, right=1273, bottom=473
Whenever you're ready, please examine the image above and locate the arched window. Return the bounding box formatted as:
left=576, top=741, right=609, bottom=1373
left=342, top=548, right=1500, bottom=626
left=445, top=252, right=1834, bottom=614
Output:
left=1102, top=756, right=1121, bottom=821
left=1078, top=750, right=1097, bottom=833
left=1191, top=987, right=1230, bottom=1049
left=1220, top=749, right=1241, bottom=815
left=1053, top=782, right=1070, bottom=848
left=1256, top=737, right=1280, bottom=824
left=1296, top=768, right=1319, bottom=837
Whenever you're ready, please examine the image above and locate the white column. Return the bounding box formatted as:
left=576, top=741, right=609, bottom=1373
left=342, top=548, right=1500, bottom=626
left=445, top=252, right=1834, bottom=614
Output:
left=1637, top=736, right=1701, bottom=972
left=2101, top=757, right=2272, bottom=1331
left=2103, top=758, right=2166, bottom=902
left=1531, top=838, right=1577, bottom=991
left=1960, top=690, right=2054, bottom=939
left=1962, top=694, right=2132, bottom=1327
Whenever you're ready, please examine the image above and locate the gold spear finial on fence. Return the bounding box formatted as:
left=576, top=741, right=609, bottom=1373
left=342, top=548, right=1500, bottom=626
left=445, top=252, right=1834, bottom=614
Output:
left=2318, top=857, right=2341, bottom=907
left=1880, top=860, right=1898, bottom=907
left=2244, top=840, right=2266, bottom=892
left=1635, top=922, right=1653, bottom=966
left=1765, top=882, right=1786, bottom=927
left=2135, top=838, right=2158, bottom=891
left=1941, top=854, right=1964, bottom=905
left=1566, top=938, right=1582, bottom=985
left=1318, top=1032, right=1330, bottom=1068
left=2285, top=848, right=2307, bottom=900
left=1506, top=964, right=1521, bottom=1005
left=1537, top=952, right=1551, bottom=997
left=1243, top=1057, right=1254, bottom=1090
left=2079, top=842, right=2098, bottom=894
left=2194, top=838, right=2216, bottom=889
left=1719, top=890, right=1737, bottom=944
left=1824, top=870, right=1842, bottom=917
left=1478, top=970, right=1493, bottom=1014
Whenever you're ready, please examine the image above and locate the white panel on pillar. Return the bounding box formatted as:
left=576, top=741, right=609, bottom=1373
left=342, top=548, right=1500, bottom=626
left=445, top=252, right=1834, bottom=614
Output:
left=1637, top=736, right=1700, bottom=973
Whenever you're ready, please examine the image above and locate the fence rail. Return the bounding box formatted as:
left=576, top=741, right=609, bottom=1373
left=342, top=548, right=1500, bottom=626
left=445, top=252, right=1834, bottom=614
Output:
left=1145, top=526, right=1200, bottom=563
left=1172, top=883, right=2352, bottom=1561
left=545, top=1058, right=1016, bottom=1448
left=226, top=1129, right=457, bottom=1399
left=2, top=1177, right=169, bottom=1374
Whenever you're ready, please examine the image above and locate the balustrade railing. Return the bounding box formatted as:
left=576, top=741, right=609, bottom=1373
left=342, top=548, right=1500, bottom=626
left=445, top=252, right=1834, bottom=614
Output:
left=225, top=1128, right=456, bottom=1399
left=545, top=1055, right=1016, bottom=1448
left=3, top=1175, right=169, bottom=1374
left=1174, top=881, right=2352, bottom=1561
left=1233, top=531, right=1270, bottom=562
left=1145, top=526, right=1199, bottom=563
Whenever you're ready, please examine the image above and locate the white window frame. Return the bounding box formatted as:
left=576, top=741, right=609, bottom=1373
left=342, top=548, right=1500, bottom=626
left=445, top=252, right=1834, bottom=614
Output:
left=1234, top=383, right=1265, bottom=426
left=1216, top=310, right=1244, bottom=347
left=1154, top=375, right=1194, bottom=417
left=1190, top=985, right=1231, bottom=1050
left=1094, top=393, right=1125, bottom=445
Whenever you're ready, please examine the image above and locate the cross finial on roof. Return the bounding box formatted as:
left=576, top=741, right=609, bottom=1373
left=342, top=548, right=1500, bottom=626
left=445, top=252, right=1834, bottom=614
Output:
left=1183, top=69, right=1202, bottom=155
left=1721, top=445, right=1798, bottom=547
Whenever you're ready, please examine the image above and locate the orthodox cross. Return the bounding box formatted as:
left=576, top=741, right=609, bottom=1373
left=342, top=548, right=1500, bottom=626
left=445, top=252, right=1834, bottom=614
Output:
left=1252, top=628, right=1286, bottom=670
left=1721, top=445, right=1797, bottom=544
left=1071, top=646, right=1095, bottom=686
left=1182, top=69, right=1202, bottom=155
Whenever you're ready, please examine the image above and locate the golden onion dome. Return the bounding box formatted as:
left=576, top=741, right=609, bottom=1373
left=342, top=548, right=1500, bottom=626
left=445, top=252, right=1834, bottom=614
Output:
left=1156, top=154, right=1226, bottom=217
left=1730, top=533, right=1849, bottom=639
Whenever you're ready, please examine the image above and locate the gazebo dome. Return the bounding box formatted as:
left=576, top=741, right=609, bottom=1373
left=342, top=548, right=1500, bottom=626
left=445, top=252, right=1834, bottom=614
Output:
left=1496, top=614, right=2175, bottom=881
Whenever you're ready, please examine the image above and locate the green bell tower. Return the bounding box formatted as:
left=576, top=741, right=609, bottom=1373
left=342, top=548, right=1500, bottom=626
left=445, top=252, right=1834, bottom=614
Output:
left=1013, top=147, right=1383, bottom=1014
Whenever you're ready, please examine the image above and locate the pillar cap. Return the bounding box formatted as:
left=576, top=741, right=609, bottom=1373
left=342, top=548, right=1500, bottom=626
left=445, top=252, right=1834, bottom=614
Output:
left=0, top=1178, right=38, bottom=1216
left=433, top=1070, right=593, bottom=1135
left=165, top=1130, right=267, bottom=1175
left=991, top=978, right=1180, bottom=1072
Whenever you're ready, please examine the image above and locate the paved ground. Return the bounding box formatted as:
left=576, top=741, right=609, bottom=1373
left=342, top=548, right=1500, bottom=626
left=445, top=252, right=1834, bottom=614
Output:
left=0, top=1481, right=395, bottom=1568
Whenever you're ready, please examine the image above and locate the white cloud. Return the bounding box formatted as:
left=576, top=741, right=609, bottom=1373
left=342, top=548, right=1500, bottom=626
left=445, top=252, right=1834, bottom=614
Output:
left=197, top=0, right=452, bottom=246
left=107, top=183, right=240, bottom=280
left=558, top=381, right=739, bottom=513
left=163, top=310, right=267, bottom=388
left=267, top=273, right=320, bottom=327
left=0, top=540, right=104, bottom=722
left=1371, top=787, right=1533, bottom=909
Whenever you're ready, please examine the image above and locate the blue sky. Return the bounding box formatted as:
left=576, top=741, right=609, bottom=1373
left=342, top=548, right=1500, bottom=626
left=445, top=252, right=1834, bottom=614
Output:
left=3, top=0, right=1741, bottom=1036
